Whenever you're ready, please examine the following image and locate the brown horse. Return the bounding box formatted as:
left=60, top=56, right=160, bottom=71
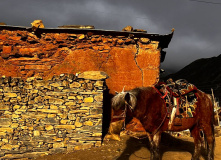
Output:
left=108, top=86, right=215, bottom=160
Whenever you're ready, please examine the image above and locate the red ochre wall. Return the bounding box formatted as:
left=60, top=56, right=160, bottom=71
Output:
left=0, top=26, right=173, bottom=94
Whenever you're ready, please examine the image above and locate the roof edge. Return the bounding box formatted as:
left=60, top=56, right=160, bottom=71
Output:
left=0, top=25, right=174, bottom=49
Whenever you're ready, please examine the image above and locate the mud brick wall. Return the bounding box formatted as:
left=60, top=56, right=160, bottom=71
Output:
left=0, top=25, right=173, bottom=94
left=0, top=71, right=108, bottom=159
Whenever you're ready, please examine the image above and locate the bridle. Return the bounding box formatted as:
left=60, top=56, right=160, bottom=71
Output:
left=112, top=100, right=134, bottom=130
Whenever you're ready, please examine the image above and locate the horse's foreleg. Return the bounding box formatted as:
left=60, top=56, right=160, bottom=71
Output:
left=149, top=132, right=162, bottom=160
left=149, top=140, right=154, bottom=160
left=190, top=125, right=201, bottom=160
left=202, top=124, right=215, bottom=160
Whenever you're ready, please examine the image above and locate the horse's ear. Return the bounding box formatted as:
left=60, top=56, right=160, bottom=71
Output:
left=125, top=92, right=130, bottom=103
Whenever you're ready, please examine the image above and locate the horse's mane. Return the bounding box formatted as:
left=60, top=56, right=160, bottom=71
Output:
left=112, top=89, right=138, bottom=110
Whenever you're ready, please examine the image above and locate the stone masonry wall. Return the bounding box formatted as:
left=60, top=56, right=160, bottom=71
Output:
left=0, top=71, right=108, bottom=159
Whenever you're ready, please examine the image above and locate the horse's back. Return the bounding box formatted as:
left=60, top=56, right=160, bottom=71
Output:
left=196, top=90, right=213, bottom=113
left=196, top=90, right=214, bottom=126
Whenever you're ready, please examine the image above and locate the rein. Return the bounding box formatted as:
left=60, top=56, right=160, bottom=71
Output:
left=150, top=87, right=170, bottom=136
left=112, top=100, right=134, bottom=130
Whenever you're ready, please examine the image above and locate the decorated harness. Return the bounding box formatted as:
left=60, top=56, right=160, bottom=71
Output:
left=155, top=79, right=198, bottom=127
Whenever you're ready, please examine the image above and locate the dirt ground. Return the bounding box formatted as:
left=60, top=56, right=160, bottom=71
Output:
left=34, top=132, right=221, bottom=160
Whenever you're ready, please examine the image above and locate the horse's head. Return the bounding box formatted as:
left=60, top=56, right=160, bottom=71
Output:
left=111, top=91, right=137, bottom=111
left=104, top=90, right=137, bottom=141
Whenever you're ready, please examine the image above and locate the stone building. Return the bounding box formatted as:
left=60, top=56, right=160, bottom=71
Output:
left=0, top=22, right=173, bottom=158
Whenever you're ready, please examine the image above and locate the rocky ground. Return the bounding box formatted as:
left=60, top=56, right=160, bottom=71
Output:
left=34, top=132, right=221, bottom=160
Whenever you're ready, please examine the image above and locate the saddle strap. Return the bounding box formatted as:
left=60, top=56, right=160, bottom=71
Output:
left=151, top=87, right=171, bottom=136
left=161, top=89, right=168, bottom=99
left=152, top=86, right=168, bottom=99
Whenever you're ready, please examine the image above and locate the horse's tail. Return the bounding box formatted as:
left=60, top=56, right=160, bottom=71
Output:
left=203, top=127, right=215, bottom=154
left=209, top=93, right=215, bottom=133
left=203, top=93, right=215, bottom=152
left=201, top=130, right=208, bottom=151
left=209, top=92, right=215, bottom=133
left=210, top=93, right=216, bottom=150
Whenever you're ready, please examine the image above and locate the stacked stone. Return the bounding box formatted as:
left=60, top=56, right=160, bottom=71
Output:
left=0, top=71, right=108, bottom=159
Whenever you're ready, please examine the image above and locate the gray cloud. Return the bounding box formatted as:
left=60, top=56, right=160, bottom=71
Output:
left=1, top=0, right=221, bottom=74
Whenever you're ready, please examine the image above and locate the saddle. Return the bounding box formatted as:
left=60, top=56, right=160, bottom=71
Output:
left=156, top=79, right=198, bottom=126
left=166, top=79, right=197, bottom=97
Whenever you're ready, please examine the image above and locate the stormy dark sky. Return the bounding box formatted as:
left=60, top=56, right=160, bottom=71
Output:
left=1, top=0, right=221, bottom=74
